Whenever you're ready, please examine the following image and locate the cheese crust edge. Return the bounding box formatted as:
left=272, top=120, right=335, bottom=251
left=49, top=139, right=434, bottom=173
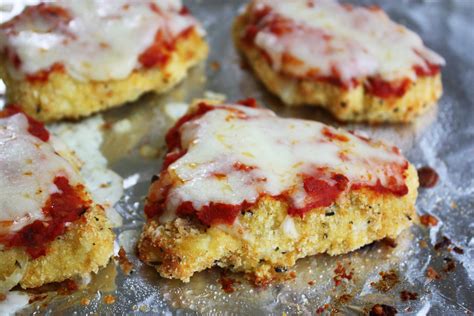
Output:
left=233, top=13, right=442, bottom=123
left=0, top=29, right=208, bottom=122
left=138, top=159, right=419, bottom=283
left=0, top=146, right=114, bottom=289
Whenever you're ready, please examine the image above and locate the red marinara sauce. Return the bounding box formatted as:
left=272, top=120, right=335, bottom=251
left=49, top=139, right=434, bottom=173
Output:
left=243, top=7, right=441, bottom=98
left=145, top=102, right=409, bottom=226
left=2, top=4, right=71, bottom=83
left=26, top=63, right=65, bottom=83
left=364, top=59, right=440, bottom=99
left=0, top=105, right=50, bottom=142
left=0, top=177, right=90, bottom=259
left=138, top=5, right=195, bottom=69
left=1, top=107, right=89, bottom=258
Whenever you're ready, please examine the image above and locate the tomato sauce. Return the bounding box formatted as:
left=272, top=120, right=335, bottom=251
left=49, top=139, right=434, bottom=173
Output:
left=146, top=103, right=409, bottom=226
left=414, top=62, right=440, bottom=77
left=2, top=4, right=71, bottom=83
left=1, top=176, right=90, bottom=258
left=0, top=106, right=50, bottom=142
left=287, top=173, right=348, bottom=217
left=365, top=77, right=412, bottom=99
left=322, top=127, right=349, bottom=142
left=242, top=7, right=441, bottom=99
left=165, top=102, right=215, bottom=151
left=138, top=29, right=174, bottom=68
left=139, top=5, right=195, bottom=69
left=26, top=63, right=65, bottom=83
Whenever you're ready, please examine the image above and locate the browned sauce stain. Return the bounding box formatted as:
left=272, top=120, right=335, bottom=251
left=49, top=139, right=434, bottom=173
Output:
left=371, top=269, right=399, bottom=292
left=417, top=166, right=439, bottom=188
left=333, top=262, right=354, bottom=287
left=434, top=236, right=451, bottom=250
left=400, top=290, right=418, bottom=301
left=419, top=214, right=439, bottom=227
left=369, top=304, right=397, bottom=316
left=443, top=257, right=456, bottom=273
left=219, top=274, right=239, bottom=293
left=426, top=266, right=441, bottom=280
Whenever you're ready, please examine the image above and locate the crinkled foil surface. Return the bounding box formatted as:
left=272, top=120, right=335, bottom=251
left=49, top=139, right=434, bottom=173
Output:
left=3, top=0, right=473, bottom=315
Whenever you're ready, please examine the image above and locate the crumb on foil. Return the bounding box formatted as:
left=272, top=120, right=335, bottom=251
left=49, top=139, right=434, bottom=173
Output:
left=333, top=262, right=354, bottom=287
left=219, top=273, right=240, bottom=293
left=434, top=236, right=451, bottom=250
left=103, top=294, right=116, bottom=305
left=419, top=214, right=439, bottom=227
left=400, top=290, right=418, bottom=301
left=426, top=267, right=441, bottom=280
left=443, top=257, right=456, bottom=273
left=81, top=297, right=91, bottom=306
left=369, top=304, right=397, bottom=316
left=115, top=247, right=134, bottom=275
left=370, top=270, right=399, bottom=292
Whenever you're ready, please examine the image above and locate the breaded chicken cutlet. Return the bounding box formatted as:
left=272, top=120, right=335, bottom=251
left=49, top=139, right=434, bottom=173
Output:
left=0, top=0, right=208, bottom=122
left=0, top=107, right=114, bottom=290
left=233, top=0, right=445, bottom=123
left=138, top=100, right=419, bottom=283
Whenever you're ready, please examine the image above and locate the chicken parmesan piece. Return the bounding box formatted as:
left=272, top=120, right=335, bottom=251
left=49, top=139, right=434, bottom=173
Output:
left=0, top=107, right=114, bottom=290
left=138, top=100, right=419, bottom=283
left=233, top=0, right=445, bottom=123
left=0, top=0, right=208, bottom=122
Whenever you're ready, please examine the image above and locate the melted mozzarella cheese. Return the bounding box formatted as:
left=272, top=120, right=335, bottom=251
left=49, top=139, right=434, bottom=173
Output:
left=49, top=115, right=124, bottom=227
left=0, top=0, right=202, bottom=81
left=0, top=113, right=79, bottom=234
left=160, top=104, right=408, bottom=222
left=248, top=0, right=445, bottom=84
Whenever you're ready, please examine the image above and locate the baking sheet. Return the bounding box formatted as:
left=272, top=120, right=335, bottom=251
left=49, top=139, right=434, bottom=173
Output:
left=2, top=0, right=474, bottom=314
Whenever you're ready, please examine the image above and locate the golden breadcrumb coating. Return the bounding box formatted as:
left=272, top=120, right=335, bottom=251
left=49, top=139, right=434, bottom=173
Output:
left=0, top=204, right=114, bottom=289
left=138, top=164, right=418, bottom=283
left=233, top=14, right=442, bottom=123
left=0, top=29, right=208, bottom=122
left=0, top=144, right=114, bottom=290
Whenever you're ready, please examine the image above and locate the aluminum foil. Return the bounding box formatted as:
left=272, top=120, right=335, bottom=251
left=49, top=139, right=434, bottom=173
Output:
left=2, top=0, right=473, bottom=315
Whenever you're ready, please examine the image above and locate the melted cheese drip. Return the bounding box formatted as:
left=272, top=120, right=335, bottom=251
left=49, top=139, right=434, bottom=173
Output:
left=248, top=0, right=445, bottom=84
left=160, top=104, right=408, bottom=222
left=0, top=113, right=79, bottom=234
left=0, top=0, right=201, bottom=81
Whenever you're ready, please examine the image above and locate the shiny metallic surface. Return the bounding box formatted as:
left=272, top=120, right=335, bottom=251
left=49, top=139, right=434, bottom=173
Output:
left=8, top=0, right=474, bottom=314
